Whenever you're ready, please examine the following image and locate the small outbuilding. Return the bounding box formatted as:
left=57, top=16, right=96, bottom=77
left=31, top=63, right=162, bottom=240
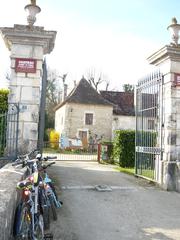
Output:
left=54, top=78, right=113, bottom=146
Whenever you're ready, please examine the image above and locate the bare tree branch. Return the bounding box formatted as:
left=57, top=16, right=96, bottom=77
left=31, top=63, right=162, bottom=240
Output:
left=86, top=68, right=108, bottom=91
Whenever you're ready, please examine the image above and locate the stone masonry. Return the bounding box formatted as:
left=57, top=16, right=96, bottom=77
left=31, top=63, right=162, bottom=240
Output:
left=55, top=103, right=113, bottom=141
left=0, top=25, right=56, bottom=153
left=148, top=45, right=180, bottom=191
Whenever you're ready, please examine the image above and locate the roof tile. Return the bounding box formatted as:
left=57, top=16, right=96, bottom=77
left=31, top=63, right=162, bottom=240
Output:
left=100, top=91, right=135, bottom=116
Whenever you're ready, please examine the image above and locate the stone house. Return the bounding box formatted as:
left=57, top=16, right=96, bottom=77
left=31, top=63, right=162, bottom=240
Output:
left=54, top=78, right=113, bottom=147
left=100, top=91, right=135, bottom=137
left=55, top=78, right=136, bottom=147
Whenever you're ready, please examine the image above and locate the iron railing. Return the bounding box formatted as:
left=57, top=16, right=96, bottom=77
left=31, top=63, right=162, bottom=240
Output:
left=135, top=71, right=164, bottom=181
left=0, top=103, right=19, bottom=162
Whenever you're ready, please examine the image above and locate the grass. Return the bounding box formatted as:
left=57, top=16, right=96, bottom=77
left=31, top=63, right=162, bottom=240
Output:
left=138, top=169, right=154, bottom=179
left=115, top=166, right=135, bottom=175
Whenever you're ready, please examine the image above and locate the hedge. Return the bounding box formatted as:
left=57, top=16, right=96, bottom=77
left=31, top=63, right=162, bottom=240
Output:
left=113, top=130, right=135, bottom=168
left=0, top=89, right=9, bottom=112
left=136, top=131, right=157, bottom=147
left=0, top=89, right=9, bottom=156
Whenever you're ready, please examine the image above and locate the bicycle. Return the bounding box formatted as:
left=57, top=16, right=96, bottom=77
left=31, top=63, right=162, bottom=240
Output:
left=13, top=153, right=54, bottom=239
left=14, top=172, right=45, bottom=239
left=35, top=154, right=63, bottom=221
left=39, top=160, right=63, bottom=221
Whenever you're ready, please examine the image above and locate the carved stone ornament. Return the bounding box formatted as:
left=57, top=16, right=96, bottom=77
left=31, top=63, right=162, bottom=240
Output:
left=31, top=0, right=37, bottom=5
left=25, top=1, right=41, bottom=26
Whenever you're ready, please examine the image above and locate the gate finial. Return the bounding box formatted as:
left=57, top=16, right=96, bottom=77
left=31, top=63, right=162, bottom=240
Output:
left=167, top=17, right=180, bottom=46
left=30, top=0, right=36, bottom=6
left=172, top=17, right=177, bottom=24
left=25, top=0, right=41, bottom=26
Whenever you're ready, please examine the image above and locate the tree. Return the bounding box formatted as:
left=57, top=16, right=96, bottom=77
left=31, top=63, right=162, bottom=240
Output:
left=86, top=68, right=110, bottom=91
left=59, top=73, right=68, bottom=84
left=45, top=69, right=63, bottom=133
left=46, top=69, right=59, bottom=107
left=0, top=89, right=9, bottom=155
left=123, top=84, right=134, bottom=92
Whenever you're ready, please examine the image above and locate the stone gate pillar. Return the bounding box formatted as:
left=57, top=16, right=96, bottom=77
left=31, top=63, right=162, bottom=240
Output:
left=147, top=18, right=180, bottom=191
left=0, top=2, right=56, bottom=153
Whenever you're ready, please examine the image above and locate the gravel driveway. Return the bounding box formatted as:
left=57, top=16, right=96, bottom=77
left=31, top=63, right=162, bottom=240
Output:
left=47, top=161, right=180, bottom=240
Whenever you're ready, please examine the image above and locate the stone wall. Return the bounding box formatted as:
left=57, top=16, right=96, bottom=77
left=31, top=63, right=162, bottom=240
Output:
left=55, top=104, right=66, bottom=135
left=0, top=163, right=26, bottom=240
left=112, top=115, right=135, bottom=138
left=55, top=103, right=113, bottom=141
left=162, top=161, right=180, bottom=192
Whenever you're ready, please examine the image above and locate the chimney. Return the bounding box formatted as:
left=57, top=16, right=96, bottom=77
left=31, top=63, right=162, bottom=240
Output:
left=74, top=80, right=76, bottom=88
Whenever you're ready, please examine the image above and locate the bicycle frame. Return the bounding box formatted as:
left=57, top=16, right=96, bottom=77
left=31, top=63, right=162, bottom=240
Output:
left=44, top=173, right=62, bottom=208
left=16, top=171, right=44, bottom=239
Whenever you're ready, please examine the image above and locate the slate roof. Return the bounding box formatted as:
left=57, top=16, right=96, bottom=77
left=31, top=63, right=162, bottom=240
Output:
left=100, top=91, right=135, bottom=116
left=54, top=78, right=112, bottom=111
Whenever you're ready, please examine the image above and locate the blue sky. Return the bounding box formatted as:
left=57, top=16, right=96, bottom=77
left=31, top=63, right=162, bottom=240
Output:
left=0, top=0, right=180, bottom=89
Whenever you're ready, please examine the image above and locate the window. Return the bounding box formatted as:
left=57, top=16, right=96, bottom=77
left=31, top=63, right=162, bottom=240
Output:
left=85, top=113, right=93, bottom=125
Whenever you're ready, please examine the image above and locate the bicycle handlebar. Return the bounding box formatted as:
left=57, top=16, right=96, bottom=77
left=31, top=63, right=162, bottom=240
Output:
left=16, top=149, right=40, bottom=160
left=39, top=161, right=56, bottom=171
left=43, top=156, right=57, bottom=161
left=44, top=162, right=56, bottom=168
left=12, top=153, right=57, bottom=167
left=12, top=157, right=37, bottom=167
left=12, top=159, right=24, bottom=166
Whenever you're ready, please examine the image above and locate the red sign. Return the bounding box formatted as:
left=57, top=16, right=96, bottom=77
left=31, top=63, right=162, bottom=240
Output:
left=15, top=58, right=37, bottom=73
left=174, top=73, right=180, bottom=86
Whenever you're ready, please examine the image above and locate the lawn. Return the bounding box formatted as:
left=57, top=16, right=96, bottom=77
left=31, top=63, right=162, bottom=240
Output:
left=115, top=166, right=135, bottom=175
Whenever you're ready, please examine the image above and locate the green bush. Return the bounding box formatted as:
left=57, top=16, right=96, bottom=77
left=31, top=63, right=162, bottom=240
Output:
left=113, top=130, right=135, bottom=168
left=0, top=89, right=9, bottom=156
left=0, top=89, right=9, bottom=112
left=135, top=131, right=158, bottom=172
left=136, top=131, right=157, bottom=147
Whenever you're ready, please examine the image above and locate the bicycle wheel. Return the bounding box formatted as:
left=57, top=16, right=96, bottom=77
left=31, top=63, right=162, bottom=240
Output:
left=14, top=202, right=31, bottom=240
left=48, top=182, right=63, bottom=208
left=34, top=214, right=44, bottom=240
left=39, top=188, right=50, bottom=230
left=49, top=195, right=57, bottom=221
left=42, top=198, right=50, bottom=230
left=48, top=182, right=58, bottom=200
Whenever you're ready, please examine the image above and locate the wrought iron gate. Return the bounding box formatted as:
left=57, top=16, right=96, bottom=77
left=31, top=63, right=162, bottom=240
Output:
left=0, top=103, right=19, bottom=161
left=135, top=71, right=164, bottom=181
